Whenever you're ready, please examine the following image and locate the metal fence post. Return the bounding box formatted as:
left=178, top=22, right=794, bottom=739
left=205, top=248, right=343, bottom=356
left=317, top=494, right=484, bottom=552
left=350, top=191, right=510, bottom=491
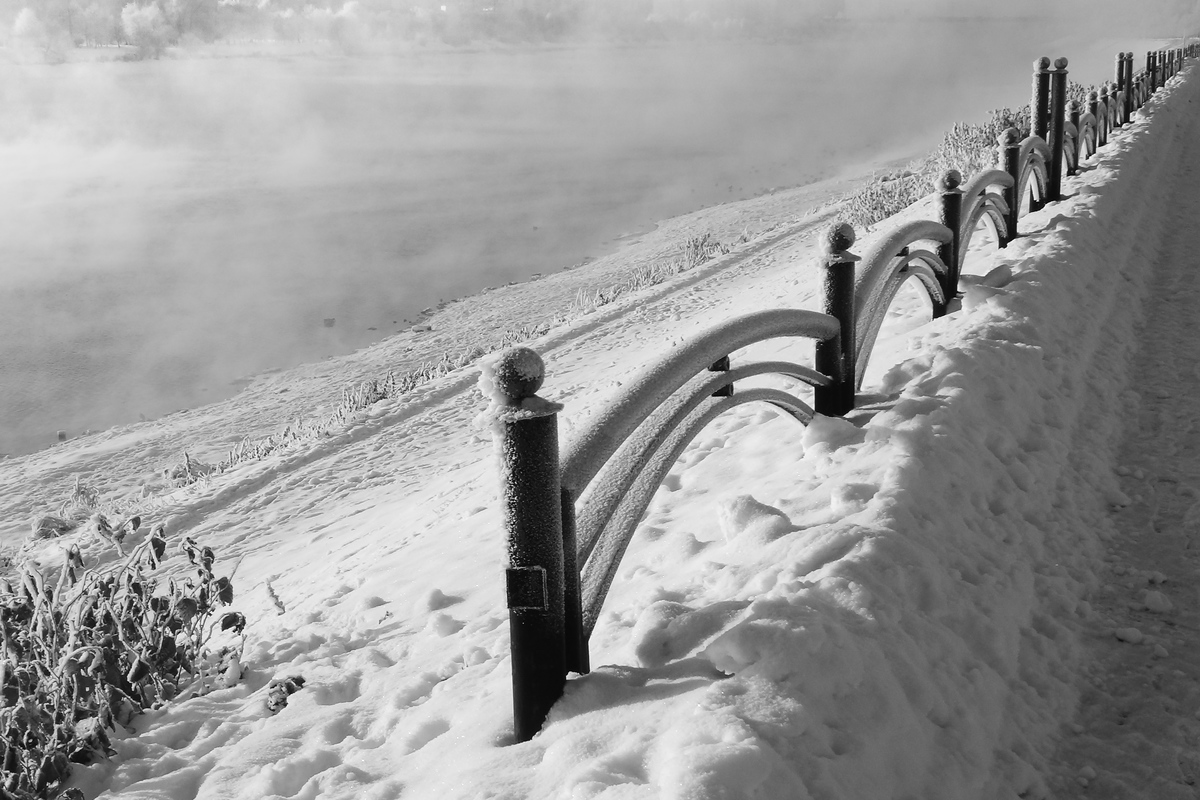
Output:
left=559, top=489, right=587, bottom=676
left=938, top=170, right=964, bottom=299
left=1088, top=89, right=1100, bottom=146
left=999, top=127, right=1020, bottom=245
left=1032, top=56, right=1052, bottom=142
left=1114, top=52, right=1125, bottom=128
left=1048, top=58, right=1068, bottom=202
left=814, top=223, right=858, bottom=417
left=491, top=347, right=567, bottom=743
left=1067, top=100, right=1081, bottom=175
left=1149, top=50, right=1158, bottom=92
left=1118, top=52, right=1128, bottom=123
left=1098, top=85, right=1110, bottom=148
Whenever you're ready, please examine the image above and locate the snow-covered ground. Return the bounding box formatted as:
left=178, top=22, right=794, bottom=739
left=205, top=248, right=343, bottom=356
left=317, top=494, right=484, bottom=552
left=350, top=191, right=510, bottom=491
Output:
left=4, top=54, right=1200, bottom=800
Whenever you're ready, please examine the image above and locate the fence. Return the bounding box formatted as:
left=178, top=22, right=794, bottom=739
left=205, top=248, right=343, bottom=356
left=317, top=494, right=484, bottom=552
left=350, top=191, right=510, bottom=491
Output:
left=483, top=42, right=1198, bottom=742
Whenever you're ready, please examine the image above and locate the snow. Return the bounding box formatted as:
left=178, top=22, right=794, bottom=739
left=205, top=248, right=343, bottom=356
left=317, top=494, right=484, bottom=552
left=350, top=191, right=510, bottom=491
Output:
left=1, top=51, right=1199, bottom=800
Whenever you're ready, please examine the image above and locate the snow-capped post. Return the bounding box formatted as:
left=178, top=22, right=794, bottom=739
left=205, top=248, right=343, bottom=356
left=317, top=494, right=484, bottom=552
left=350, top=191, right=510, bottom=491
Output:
left=486, top=346, right=568, bottom=743
left=999, top=127, right=1020, bottom=246
left=1032, top=56, right=1052, bottom=143
left=814, top=222, right=858, bottom=416
left=1048, top=58, right=1068, bottom=202
left=937, top=170, right=964, bottom=300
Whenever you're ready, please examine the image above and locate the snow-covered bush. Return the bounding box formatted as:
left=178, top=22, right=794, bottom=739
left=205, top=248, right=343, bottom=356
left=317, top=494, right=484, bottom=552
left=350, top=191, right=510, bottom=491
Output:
left=0, top=528, right=243, bottom=799
left=11, top=8, right=47, bottom=49
left=839, top=106, right=1031, bottom=229
left=10, top=8, right=69, bottom=62
left=121, top=2, right=171, bottom=58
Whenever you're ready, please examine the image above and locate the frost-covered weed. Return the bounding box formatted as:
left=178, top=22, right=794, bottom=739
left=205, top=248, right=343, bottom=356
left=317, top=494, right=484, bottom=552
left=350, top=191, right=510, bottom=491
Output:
left=161, top=233, right=735, bottom=494
left=568, top=233, right=732, bottom=315
left=838, top=106, right=1031, bottom=229
left=0, top=528, right=242, bottom=799
left=29, top=478, right=141, bottom=552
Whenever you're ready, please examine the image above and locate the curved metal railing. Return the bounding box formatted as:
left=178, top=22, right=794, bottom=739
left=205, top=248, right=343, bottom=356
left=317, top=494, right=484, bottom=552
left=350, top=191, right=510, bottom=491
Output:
left=489, top=41, right=1196, bottom=741
left=559, top=309, right=841, bottom=638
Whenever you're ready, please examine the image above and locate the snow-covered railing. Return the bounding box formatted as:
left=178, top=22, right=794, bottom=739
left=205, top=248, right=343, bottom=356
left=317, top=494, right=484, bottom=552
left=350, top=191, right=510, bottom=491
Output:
left=482, top=246, right=852, bottom=740
left=484, top=41, right=1197, bottom=743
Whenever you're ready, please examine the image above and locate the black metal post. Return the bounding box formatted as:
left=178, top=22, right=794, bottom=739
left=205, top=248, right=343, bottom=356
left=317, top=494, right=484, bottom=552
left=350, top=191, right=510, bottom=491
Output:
left=559, top=489, right=587, bottom=676
left=1114, top=52, right=1125, bottom=127
left=709, top=355, right=733, bottom=397
left=1032, top=56, right=1052, bottom=142
left=1088, top=90, right=1100, bottom=150
left=814, top=223, right=857, bottom=417
left=999, top=127, right=1020, bottom=245
left=1149, top=50, right=1158, bottom=92
left=938, top=170, right=963, bottom=303
left=1048, top=58, right=1067, bottom=202
left=492, top=347, right=567, bottom=743
left=1098, top=85, right=1110, bottom=148
left=1067, top=100, right=1080, bottom=175
left=1118, top=52, right=1128, bottom=123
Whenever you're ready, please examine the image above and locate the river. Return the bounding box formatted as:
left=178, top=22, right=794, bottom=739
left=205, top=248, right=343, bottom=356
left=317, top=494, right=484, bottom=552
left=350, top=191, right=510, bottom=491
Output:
left=0, top=19, right=1170, bottom=455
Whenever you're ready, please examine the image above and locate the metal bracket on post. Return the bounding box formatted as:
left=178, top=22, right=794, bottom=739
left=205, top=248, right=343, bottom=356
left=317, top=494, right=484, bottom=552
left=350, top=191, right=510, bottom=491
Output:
left=814, top=222, right=858, bottom=417
left=489, top=347, right=567, bottom=743
left=709, top=355, right=733, bottom=397
left=1048, top=58, right=1068, bottom=202
left=937, top=169, right=963, bottom=304
left=999, top=127, right=1020, bottom=246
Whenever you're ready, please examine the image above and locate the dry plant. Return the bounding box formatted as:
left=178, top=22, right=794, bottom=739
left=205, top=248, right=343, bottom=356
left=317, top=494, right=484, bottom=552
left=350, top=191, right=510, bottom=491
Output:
left=0, top=525, right=242, bottom=798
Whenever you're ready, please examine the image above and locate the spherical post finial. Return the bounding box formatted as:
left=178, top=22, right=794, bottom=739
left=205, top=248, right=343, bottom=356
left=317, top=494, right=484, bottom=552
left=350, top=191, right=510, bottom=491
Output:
left=822, top=222, right=856, bottom=256
left=998, top=126, right=1018, bottom=146
left=1054, top=56, right=1069, bottom=71
left=937, top=169, right=962, bottom=192
left=492, top=347, right=546, bottom=403
left=1035, top=56, right=1051, bottom=71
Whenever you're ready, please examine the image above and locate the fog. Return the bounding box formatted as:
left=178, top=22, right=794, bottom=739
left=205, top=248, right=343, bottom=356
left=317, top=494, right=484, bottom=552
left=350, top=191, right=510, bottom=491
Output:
left=0, top=4, right=1195, bottom=456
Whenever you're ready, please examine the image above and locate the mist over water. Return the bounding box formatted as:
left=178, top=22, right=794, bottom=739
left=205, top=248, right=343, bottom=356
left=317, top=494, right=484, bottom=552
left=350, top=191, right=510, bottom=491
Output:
left=0, top=15, right=1189, bottom=456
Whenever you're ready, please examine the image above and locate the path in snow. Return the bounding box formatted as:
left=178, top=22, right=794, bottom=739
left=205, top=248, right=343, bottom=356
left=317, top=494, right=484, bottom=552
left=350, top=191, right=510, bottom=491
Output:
left=1044, top=97, right=1200, bottom=798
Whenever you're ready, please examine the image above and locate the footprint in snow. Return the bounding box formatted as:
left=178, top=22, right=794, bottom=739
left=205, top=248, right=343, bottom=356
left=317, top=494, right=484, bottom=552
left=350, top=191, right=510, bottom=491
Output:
left=717, top=495, right=794, bottom=545
left=630, top=599, right=752, bottom=668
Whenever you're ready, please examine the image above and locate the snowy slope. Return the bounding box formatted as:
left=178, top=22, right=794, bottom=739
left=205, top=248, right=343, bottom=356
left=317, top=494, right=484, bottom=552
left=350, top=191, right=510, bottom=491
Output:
left=6, top=59, right=1200, bottom=800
